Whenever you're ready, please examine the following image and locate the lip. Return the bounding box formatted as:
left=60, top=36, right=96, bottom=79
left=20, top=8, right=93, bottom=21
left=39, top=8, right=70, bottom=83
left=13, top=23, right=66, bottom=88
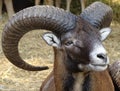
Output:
left=91, top=64, right=108, bottom=66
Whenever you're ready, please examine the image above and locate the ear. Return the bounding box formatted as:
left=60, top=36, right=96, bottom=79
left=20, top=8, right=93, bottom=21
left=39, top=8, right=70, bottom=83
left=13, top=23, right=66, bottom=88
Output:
left=42, top=32, right=60, bottom=48
left=99, top=28, right=111, bottom=41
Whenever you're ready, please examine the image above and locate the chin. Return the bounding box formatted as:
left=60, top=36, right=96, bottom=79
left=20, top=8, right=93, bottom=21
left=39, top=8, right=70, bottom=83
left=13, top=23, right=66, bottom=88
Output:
left=78, top=64, right=108, bottom=72
left=89, top=64, right=108, bottom=71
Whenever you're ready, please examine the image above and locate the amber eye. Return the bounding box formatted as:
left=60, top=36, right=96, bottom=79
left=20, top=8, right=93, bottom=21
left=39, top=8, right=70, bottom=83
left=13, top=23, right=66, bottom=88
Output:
left=65, top=41, right=73, bottom=46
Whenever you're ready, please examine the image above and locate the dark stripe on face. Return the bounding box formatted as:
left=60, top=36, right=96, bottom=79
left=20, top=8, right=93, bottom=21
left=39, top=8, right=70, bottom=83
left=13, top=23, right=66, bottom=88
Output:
left=64, top=55, right=83, bottom=73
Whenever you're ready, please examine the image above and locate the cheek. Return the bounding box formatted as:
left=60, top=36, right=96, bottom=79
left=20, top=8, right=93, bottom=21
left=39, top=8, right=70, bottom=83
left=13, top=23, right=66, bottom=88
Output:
left=73, top=47, right=81, bottom=55
left=66, top=47, right=81, bottom=57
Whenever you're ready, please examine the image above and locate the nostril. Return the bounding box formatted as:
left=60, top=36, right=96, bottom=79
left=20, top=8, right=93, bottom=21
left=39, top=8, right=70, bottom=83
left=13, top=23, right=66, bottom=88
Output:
left=97, top=54, right=107, bottom=60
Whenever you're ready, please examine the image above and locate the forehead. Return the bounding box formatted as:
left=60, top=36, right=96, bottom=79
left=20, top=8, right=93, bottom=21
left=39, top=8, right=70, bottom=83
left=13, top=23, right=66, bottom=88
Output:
left=61, top=24, right=101, bottom=41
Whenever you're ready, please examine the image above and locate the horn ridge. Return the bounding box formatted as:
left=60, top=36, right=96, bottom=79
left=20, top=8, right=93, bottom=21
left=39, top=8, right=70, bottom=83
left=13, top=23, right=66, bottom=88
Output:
left=80, top=1, right=113, bottom=29
left=2, top=5, right=77, bottom=71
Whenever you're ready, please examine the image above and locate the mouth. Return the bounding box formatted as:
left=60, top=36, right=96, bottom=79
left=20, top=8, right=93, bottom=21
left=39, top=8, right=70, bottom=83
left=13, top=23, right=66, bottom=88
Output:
left=91, top=63, right=108, bottom=67
left=78, top=63, right=109, bottom=72
left=88, top=63, right=108, bottom=71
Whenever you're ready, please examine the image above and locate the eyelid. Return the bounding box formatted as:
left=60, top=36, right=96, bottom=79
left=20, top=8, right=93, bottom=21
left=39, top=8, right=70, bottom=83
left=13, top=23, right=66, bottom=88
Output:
left=65, top=40, right=73, bottom=46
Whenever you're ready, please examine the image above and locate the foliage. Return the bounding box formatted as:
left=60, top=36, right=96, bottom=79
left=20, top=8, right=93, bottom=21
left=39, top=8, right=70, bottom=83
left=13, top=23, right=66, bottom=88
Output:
left=100, top=0, right=120, bottom=22
left=61, top=0, right=120, bottom=22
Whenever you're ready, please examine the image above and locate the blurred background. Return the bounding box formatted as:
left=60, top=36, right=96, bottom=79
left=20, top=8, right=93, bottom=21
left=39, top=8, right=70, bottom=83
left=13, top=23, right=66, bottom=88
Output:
left=0, top=0, right=120, bottom=91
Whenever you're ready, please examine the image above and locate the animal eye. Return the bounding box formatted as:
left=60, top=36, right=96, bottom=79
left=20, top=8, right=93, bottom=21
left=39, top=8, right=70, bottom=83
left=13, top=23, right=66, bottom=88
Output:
left=65, top=41, right=73, bottom=46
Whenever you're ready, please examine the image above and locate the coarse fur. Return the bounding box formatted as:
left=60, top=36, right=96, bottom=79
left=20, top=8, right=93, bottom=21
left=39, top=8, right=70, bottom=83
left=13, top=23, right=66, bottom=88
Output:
left=1, top=3, right=117, bottom=91
left=40, top=17, right=114, bottom=91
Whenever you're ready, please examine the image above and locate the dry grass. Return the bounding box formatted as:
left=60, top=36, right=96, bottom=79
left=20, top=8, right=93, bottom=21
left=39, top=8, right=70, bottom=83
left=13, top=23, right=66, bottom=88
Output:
left=0, top=16, right=120, bottom=91
left=0, top=16, right=54, bottom=91
left=104, top=22, right=120, bottom=62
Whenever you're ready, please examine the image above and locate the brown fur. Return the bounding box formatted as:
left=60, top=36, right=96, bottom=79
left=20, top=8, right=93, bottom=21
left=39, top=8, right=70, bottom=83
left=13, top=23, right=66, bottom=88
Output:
left=40, top=18, right=115, bottom=91
left=40, top=70, right=114, bottom=91
left=40, top=71, right=55, bottom=91
left=40, top=48, right=114, bottom=91
left=91, top=70, right=114, bottom=91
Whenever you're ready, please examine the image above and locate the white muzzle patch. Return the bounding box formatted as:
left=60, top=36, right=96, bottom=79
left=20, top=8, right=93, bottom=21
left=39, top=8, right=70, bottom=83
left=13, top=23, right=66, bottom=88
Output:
left=78, top=44, right=109, bottom=72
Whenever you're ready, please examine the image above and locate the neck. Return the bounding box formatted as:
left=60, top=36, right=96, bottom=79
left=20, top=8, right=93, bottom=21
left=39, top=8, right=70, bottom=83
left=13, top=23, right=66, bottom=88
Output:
left=72, top=72, right=90, bottom=91
left=53, top=48, right=89, bottom=91
left=53, top=48, right=68, bottom=91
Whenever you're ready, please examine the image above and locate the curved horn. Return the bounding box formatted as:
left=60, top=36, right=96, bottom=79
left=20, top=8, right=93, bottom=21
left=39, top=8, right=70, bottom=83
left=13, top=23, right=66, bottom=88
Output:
left=80, top=1, right=113, bottom=29
left=2, top=5, right=77, bottom=71
left=109, top=61, right=120, bottom=89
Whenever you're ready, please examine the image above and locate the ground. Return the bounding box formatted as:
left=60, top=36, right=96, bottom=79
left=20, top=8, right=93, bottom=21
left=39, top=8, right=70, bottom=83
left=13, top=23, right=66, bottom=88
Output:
left=0, top=15, right=120, bottom=91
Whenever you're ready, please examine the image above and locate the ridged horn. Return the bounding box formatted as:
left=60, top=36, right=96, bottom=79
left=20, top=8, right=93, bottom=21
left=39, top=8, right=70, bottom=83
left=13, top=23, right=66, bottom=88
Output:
left=109, top=61, right=120, bottom=89
left=80, top=1, right=113, bottom=29
left=2, top=5, right=77, bottom=71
